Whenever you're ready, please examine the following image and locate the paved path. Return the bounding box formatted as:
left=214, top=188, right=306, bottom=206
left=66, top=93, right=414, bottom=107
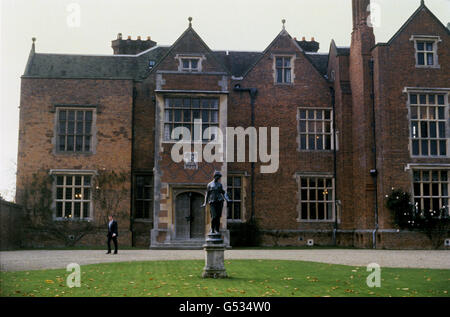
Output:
left=1, top=249, right=449, bottom=272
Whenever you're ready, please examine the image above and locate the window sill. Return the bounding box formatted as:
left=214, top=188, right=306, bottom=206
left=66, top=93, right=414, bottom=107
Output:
left=274, top=82, right=294, bottom=86
left=296, top=219, right=335, bottom=223
left=297, top=149, right=334, bottom=153
left=415, top=65, right=441, bottom=69
left=54, top=151, right=94, bottom=156
left=53, top=217, right=93, bottom=222
left=133, top=218, right=153, bottom=223
left=227, top=219, right=244, bottom=223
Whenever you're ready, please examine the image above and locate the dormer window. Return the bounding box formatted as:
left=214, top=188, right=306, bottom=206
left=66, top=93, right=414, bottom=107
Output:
left=275, top=56, right=293, bottom=84
left=148, top=60, right=155, bottom=69
left=175, top=54, right=204, bottom=72
left=410, top=35, right=441, bottom=68
left=182, top=58, right=199, bottom=72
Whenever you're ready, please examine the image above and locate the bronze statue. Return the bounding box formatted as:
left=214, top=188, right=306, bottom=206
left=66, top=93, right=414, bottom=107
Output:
left=202, top=171, right=230, bottom=234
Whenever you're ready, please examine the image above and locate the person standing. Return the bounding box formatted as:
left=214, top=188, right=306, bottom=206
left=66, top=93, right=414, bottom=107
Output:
left=106, top=215, right=118, bottom=254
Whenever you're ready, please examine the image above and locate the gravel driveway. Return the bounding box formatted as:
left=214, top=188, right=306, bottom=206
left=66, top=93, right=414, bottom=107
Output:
left=1, top=249, right=449, bottom=272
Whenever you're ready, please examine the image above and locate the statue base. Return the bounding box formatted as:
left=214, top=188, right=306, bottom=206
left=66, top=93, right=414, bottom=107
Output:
left=202, top=232, right=228, bottom=278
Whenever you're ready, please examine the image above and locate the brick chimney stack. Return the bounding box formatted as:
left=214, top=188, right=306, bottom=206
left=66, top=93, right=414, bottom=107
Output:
left=111, top=33, right=157, bottom=55
left=352, top=0, right=371, bottom=30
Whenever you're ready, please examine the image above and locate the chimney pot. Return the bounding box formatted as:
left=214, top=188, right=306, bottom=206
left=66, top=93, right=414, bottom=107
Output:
left=117, top=33, right=122, bottom=40
left=302, top=36, right=306, bottom=41
left=311, top=37, right=315, bottom=42
left=137, top=36, right=141, bottom=40
left=127, top=35, right=131, bottom=40
left=147, top=36, right=151, bottom=41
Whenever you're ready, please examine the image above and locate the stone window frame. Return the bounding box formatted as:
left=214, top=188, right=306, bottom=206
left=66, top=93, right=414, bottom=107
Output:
left=226, top=174, right=245, bottom=222
left=133, top=173, right=154, bottom=222
left=50, top=169, right=97, bottom=221
left=409, top=35, right=441, bottom=69
left=175, top=54, right=205, bottom=72
left=162, top=96, right=220, bottom=143
left=405, top=88, right=449, bottom=158
left=273, top=54, right=295, bottom=85
left=297, top=107, right=334, bottom=151
left=410, top=168, right=450, bottom=217
left=53, top=105, right=97, bottom=155
left=295, top=172, right=335, bottom=223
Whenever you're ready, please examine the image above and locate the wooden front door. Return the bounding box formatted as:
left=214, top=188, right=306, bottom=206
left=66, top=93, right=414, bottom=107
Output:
left=175, top=192, right=205, bottom=240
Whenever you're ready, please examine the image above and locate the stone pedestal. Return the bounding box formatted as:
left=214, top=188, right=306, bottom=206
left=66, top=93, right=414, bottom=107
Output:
left=202, top=232, right=228, bottom=278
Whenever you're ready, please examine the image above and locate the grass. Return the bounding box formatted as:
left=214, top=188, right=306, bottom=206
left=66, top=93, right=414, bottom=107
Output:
left=0, top=260, right=449, bottom=297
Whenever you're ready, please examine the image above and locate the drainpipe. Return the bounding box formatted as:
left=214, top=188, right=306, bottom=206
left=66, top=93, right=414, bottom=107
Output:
left=130, top=86, right=137, bottom=247
left=233, top=85, right=258, bottom=221
left=330, top=87, right=338, bottom=246
left=369, top=59, right=379, bottom=249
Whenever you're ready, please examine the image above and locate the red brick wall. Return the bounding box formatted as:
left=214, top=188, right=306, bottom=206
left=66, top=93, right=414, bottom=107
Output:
left=17, top=78, right=133, bottom=245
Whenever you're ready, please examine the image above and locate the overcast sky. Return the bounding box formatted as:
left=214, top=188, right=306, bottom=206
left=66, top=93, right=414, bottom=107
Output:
left=1, top=0, right=449, bottom=201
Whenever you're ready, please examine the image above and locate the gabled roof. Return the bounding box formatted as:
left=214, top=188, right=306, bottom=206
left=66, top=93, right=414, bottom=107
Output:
left=22, top=45, right=169, bottom=80
left=147, top=23, right=230, bottom=77
left=304, top=53, right=329, bottom=77
left=213, top=51, right=262, bottom=78
left=374, top=1, right=450, bottom=48
left=241, top=28, right=328, bottom=80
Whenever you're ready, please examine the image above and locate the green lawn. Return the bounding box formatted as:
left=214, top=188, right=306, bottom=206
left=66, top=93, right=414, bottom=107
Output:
left=1, top=260, right=449, bottom=297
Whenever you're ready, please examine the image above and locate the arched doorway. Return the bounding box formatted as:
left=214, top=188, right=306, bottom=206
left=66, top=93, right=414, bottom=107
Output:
left=175, top=192, right=205, bottom=240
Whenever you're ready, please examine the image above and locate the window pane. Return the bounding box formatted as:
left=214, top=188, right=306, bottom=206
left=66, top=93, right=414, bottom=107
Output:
left=76, top=136, right=83, bottom=151
left=191, top=59, right=198, bottom=69
left=420, top=122, right=428, bottom=138
left=300, top=135, right=306, bottom=149
left=439, top=140, right=447, bottom=156
left=75, top=176, right=82, bottom=186
left=285, top=69, right=291, bottom=83
left=427, top=53, right=434, bottom=66
left=56, top=202, right=63, bottom=217
left=276, top=57, right=282, bottom=67
left=429, top=122, right=437, bottom=138
left=430, top=140, right=437, bottom=156
left=299, top=121, right=306, bottom=133
left=299, top=110, right=306, bottom=119
left=68, top=110, right=75, bottom=121
left=420, top=95, right=427, bottom=104
left=438, top=122, right=446, bottom=138
left=84, top=137, right=91, bottom=152
left=421, top=140, right=428, bottom=155
left=276, top=69, right=283, bottom=83
left=418, top=53, right=424, bottom=65
left=59, top=136, right=66, bottom=151
left=65, top=202, right=72, bottom=218
left=411, top=121, right=418, bottom=138
left=410, top=94, right=417, bottom=104
left=182, top=59, right=189, bottom=68
left=233, top=202, right=241, bottom=219
left=174, top=110, right=182, bottom=122
left=74, top=202, right=81, bottom=218
left=426, top=42, right=433, bottom=51
left=412, top=140, right=419, bottom=156
left=437, top=95, right=444, bottom=105
left=283, top=58, right=290, bottom=67
left=83, top=202, right=90, bottom=218
left=438, top=107, right=444, bottom=119
left=417, top=42, right=424, bottom=51
left=67, top=136, right=74, bottom=151
left=191, top=99, right=200, bottom=108
left=56, top=187, right=63, bottom=199
left=233, top=177, right=241, bottom=187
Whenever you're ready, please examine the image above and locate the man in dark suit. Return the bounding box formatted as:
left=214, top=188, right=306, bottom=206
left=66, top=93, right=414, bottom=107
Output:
left=106, top=215, right=118, bottom=254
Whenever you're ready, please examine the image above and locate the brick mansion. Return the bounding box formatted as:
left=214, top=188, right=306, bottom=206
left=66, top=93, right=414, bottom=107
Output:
left=16, top=0, right=450, bottom=249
